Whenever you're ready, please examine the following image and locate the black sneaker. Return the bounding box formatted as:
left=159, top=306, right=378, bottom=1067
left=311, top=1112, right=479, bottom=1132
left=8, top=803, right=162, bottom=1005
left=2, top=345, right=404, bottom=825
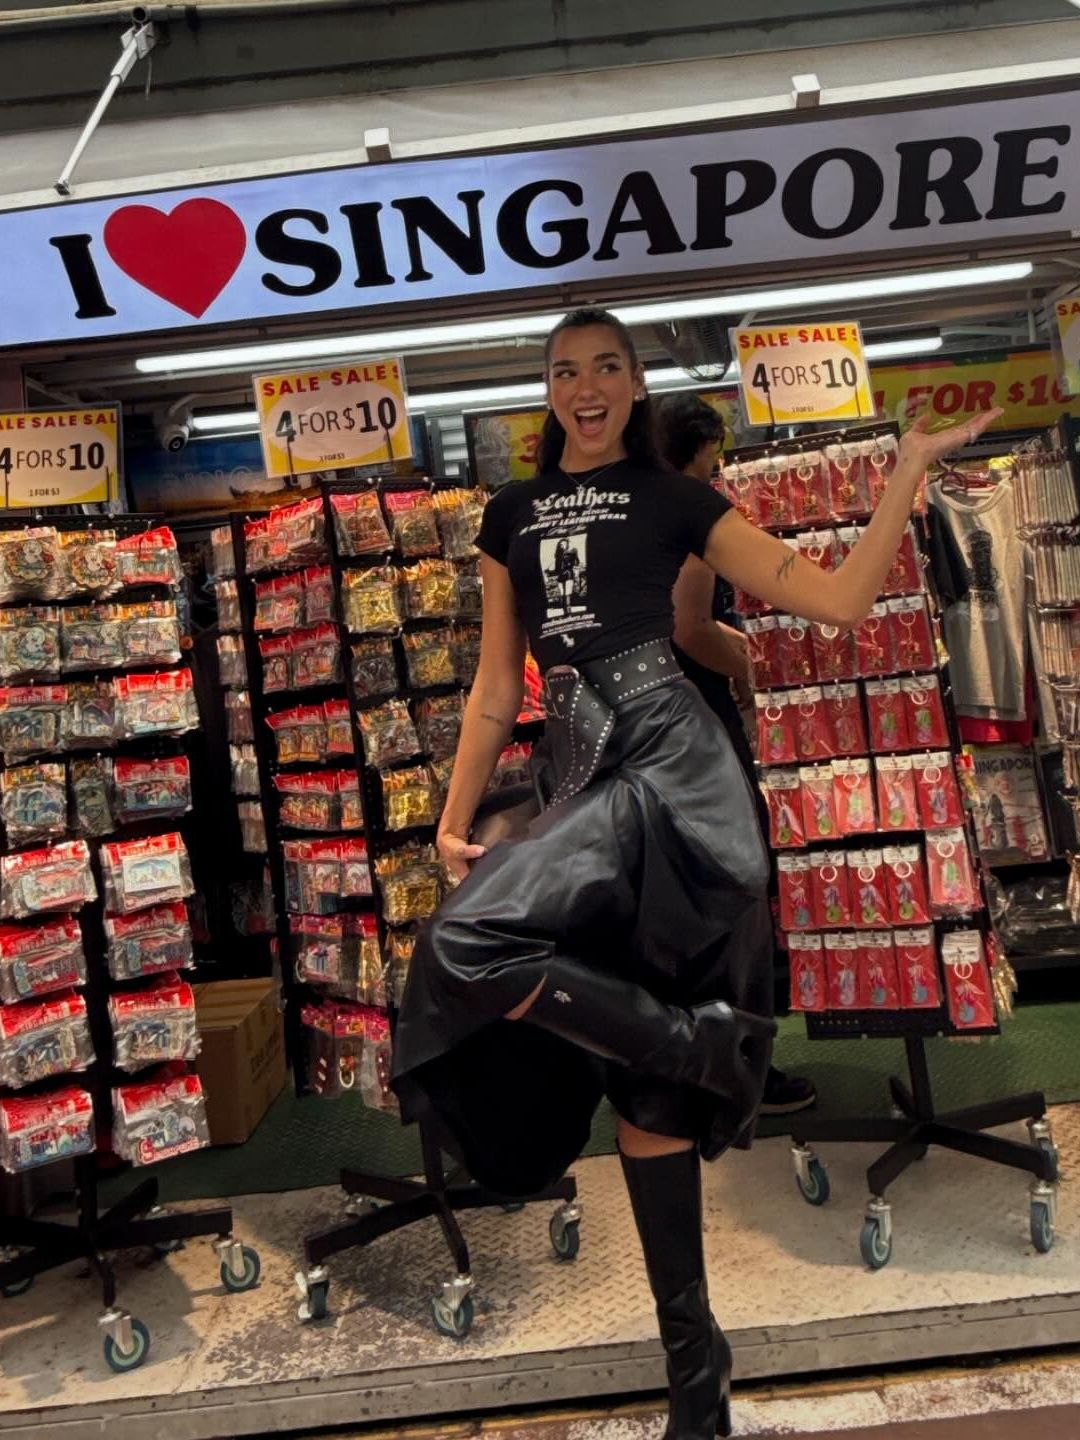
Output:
left=759, top=1066, right=817, bottom=1116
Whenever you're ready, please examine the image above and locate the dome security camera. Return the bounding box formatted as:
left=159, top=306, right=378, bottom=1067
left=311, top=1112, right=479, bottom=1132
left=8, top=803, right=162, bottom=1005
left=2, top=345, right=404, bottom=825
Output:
left=157, top=417, right=191, bottom=452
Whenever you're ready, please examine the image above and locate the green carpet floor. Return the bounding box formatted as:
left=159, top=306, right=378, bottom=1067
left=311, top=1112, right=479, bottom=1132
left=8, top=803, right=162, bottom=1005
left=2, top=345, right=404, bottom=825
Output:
left=112, top=1003, right=1080, bottom=1205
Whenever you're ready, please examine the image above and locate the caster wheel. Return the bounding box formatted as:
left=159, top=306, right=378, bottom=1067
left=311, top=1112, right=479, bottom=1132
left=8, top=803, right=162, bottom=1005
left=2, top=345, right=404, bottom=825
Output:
left=502, top=1202, right=525, bottom=1214
left=550, top=1213, right=581, bottom=1261
left=1036, top=1139, right=1061, bottom=1184
left=1031, top=1201, right=1055, bottom=1254
left=2, top=1274, right=33, bottom=1298
left=431, top=1292, right=474, bottom=1339
left=221, top=1246, right=261, bottom=1293
left=795, top=1158, right=830, bottom=1207
left=299, top=1280, right=329, bottom=1322
left=103, top=1318, right=151, bottom=1373
left=860, top=1218, right=892, bottom=1270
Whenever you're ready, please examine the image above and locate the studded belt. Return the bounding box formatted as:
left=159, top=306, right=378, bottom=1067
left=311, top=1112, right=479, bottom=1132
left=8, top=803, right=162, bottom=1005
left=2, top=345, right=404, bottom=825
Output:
left=542, top=640, right=682, bottom=805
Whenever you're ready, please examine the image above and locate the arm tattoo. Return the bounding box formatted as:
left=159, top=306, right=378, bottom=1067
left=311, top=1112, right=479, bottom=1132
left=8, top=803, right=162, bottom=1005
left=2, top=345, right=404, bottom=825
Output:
left=775, top=551, right=796, bottom=583
left=480, top=712, right=507, bottom=726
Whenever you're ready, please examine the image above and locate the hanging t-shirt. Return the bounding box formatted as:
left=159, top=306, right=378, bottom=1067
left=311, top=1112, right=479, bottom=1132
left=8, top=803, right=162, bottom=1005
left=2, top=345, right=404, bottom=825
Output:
left=477, top=461, right=732, bottom=672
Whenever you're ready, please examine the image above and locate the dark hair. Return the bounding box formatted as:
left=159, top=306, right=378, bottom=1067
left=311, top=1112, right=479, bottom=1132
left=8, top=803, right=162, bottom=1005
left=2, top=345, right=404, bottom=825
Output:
left=656, top=392, right=726, bottom=472
left=536, top=307, right=663, bottom=474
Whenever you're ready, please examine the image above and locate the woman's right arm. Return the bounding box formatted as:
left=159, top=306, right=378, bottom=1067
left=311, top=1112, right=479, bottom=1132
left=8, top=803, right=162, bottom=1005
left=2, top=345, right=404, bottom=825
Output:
left=438, top=553, right=527, bottom=879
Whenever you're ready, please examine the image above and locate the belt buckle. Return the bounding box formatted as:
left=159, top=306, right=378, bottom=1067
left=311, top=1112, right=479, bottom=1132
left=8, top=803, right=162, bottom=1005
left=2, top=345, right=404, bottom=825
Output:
left=543, top=665, right=579, bottom=720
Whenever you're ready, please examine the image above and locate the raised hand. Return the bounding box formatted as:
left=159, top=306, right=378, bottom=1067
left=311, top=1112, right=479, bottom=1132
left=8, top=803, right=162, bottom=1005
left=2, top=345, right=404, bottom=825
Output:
left=898, top=407, right=1005, bottom=470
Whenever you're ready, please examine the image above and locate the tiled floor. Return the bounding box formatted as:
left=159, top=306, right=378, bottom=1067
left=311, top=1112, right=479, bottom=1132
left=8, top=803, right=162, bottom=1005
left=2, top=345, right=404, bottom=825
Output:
left=0, top=1106, right=1076, bottom=1439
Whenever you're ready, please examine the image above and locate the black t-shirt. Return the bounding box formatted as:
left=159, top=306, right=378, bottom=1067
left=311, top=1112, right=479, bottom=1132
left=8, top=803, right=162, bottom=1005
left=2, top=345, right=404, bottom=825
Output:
left=477, top=461, right=732, bottom=672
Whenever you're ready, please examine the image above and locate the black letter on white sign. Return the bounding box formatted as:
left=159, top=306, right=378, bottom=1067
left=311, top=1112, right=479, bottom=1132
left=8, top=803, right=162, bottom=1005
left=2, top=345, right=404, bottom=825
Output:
left=340, top=203, right=395, bottom=289
left=782, top=148, right=884, bottom=240
left=392, top=191, right=486, bottom=281
left=890, top=137, right=984, bottom=230
left=987, top=126, right=1069, bottom=220
left=257, top=210, right=342, bottom=296
left=49, top=235, right=117, bottom=319
left=497, top=181, right=590, bottom=268
left=593, top=172, right=687, bottom=261
left=690, top=161, right=776, bottom=251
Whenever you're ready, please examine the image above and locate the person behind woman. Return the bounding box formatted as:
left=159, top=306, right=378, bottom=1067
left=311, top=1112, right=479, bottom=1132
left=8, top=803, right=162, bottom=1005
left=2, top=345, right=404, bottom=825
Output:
left=659, top=391, right=816, bottom=1117
left=392, top=307, right=996, bottom=1440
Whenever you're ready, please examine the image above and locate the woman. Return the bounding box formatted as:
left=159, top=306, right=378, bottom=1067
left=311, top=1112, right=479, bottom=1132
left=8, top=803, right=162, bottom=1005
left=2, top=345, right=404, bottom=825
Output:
left=393, top=307, right=997, bottom=1440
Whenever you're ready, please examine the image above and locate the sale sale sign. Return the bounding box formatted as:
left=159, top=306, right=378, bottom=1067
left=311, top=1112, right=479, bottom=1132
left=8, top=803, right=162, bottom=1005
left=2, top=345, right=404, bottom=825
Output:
left=732, top=322, right=874, bottom=426
left=0, top=407, right=120, bottom=507
left=1053, top=293, right=1080, bottom=397
left=254, top=359, right=412, bottom=479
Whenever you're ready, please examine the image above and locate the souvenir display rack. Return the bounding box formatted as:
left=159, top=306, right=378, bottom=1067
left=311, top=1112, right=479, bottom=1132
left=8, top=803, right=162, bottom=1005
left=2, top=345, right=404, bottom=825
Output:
left=227, top=485, right=577, bottom=1340
left=718, top=424, right=1059, bottom=1269
left=0, top=512, right=260, bottom=1374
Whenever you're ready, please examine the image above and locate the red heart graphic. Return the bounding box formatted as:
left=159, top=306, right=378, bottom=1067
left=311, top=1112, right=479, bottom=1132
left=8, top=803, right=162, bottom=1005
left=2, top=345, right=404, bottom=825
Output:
left=103, top=198, right=247, bottom=317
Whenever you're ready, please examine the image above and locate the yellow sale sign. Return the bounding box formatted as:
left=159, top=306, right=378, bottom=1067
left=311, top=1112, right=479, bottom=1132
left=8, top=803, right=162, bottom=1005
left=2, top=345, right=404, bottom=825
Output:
left=1054, top=293, right=1080, bottom=397
left=871, top=347, right=1080, bottom=430
left=733, top=321, right=874, bottom=426
left=0, top=407, right=120, bottom=507
left=255, top=358, right=412, bottom=478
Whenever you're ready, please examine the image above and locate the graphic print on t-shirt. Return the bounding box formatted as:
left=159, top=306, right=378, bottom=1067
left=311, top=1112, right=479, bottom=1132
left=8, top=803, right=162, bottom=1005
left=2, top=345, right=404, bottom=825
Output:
left=518, top=482, right=632, bottom=649
left=541, top=533, right=588, bottom=617
left=963, top=528, right=1001, bottom=617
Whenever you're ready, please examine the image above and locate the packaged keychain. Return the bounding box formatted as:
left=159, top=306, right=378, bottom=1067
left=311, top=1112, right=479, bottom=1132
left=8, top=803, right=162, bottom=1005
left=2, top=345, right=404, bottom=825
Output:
left=215, top=579, right=241, bottom=631
left=825, top=441, right=871, bottom=519
left=912, top=752, right=965, bottom=829
left=402, top=626, right=457, bottom=689
left=384, top=489, right=441, bottom=557
left=216, top=634, right=248, bottom=688
left=70, top=757, right=114, bottom=837
left=926, top=828, right=981, bottom=915
left=887, top=595, right=935, bottom=672
left=875, top=754, right=920, bottom=831
left=60, top=606, right=125, bottom=671
left=755, top=456, right=793, bottom=530
left=942, top=930, right=996, bottom=1030
left=352, top=914, right=386, bottom=1006
left=0, top=991, right=94, bottom=1088
left=882, top=524, right=922, bottom=596
left=115, top=669, right=198, bottom=738
left=719, top=461, right=757, bottom=522
left=104, top=901, right=194, bottom=981
left=825, top=932, right=864, bottom=1009
left=762, top=769, right=805, bottom=848
left=254, top=572, right=303, bottom=632
left=340, top=838, right=372, bottom=898
left=800, top=763, right=841, bottom=842
left=275, top=771, right=338, bottom=831
left=451, top=623, right=483, bottom=687
left=0, top=1085, right=94, bottom=1173
left=110, top=978, right=199, bottom=1072
left=250, top=497, right=327, bottom=574
left=120, top=600, right=182, bottom=667
left=788, top=932, right=827, bottom=1011
left=832, top=757, right=876, bottom=834
left=323, top=698, right=355, bottom=756
left=113, top=756, right=192, bottom=825
left=796, top=528, right=840, bottom=573
left=1, top=762, right=67, bottom=845
left=291, top=914, right=347, bottom=989
left=224, top=689, right=255, bottom=744
left=811, top=622, right=858, bottom=683
left=788, top=450, right=830, bottom=525
left=116, top=526, right=182, bottom=588
left=883, top=844, right=931, bottom=925
left=341, top=566, right=403, bottom=635
left=865, top=678, right=910, bottom=753
left=288, top=624, right=342, bottom=689
left=847, top=848, right=889, bottom=928
left=434, top=487, right=486, bottom=560
left=835, top=524, right=864, bottom=562
left=0, top=528, right=61, bottom=602
left=777, top=853, right=814, bottom=931
left=283, top=838, right=345, bottom=914
left=100, top=832, right=194, bottom=914
left=0, top=841, right=96, bottom=918
left=864, top=434, right=899, bottom=509
left=330, top=490, right=392, bottom=557
left=810, top=849, right=854, bottom=928
left=777, top=616, right=816, bottom=686
left=351, top=635, right=399, bottom=701
left=113, top=1070, right=210, bottom=1166
left=415, top=690, right=467, bottom=761
left=858, top=931, right=900, bottom=1009
left=258, top=633, right=292, bottom=692
left=0, top=917, right=86, bottom=1002
left=821, top=681, right=867, bottom=756
left=58, top=530, right=120, bottom=599
left=0, top=607, right=61, bottom=681
left=338, top=771, right=364, bottom=831
left=901, top=675, right=949, bottom=749
left=745, top=615, right=783, bottom=689
left=401, top=560, right=459, bottom=620
left=756, top=692, right=798, bottom=765
left=266, top=705, right=327, bottom=765
left=0, top=684, right=68, bottom=760
left=62, top=680, right=116, bottom=750
left=793, top=686, right=835, bottom=761
left=374, top=843, right=443, bottom=926
left=359, top=698, right=421, bottom=768
left=302, top=565, right=336, bottom=625
left=895, top=927, right=941, bottom=1009
left=302, top=1001, right=367, bottom=1097
left=853, top=604, right=891, bottom=678
left=358, top=1008, right=397, bottom=1113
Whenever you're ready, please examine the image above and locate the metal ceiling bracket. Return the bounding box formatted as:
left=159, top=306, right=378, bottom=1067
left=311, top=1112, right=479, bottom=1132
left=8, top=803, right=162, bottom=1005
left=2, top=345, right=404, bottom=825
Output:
left=54, top=15, right=158, bottom=197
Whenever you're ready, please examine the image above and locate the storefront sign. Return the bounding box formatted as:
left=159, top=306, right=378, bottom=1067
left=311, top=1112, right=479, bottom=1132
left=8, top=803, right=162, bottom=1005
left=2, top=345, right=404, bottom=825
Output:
left=871, top=346, right=1080, bottom=431
left=0, top=407, right=120, bottom=507
left=2, top=88, right=1078, bottom=347
left=1053, top=292, right=1080, bottom=396
left=734, top=322, right=873, bottom=426
left=253, top=359, right=411, bottom=479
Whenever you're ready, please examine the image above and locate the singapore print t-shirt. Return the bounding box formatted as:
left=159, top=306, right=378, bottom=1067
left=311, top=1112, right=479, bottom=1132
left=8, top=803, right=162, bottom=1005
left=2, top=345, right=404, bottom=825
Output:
left=477, top=461, right=731, bottom=672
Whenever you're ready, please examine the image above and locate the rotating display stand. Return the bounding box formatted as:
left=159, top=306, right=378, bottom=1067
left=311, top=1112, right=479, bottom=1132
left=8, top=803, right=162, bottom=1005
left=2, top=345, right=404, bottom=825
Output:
left=0, top=513, right=259, bottom=1373
left=228, top=482, right=577, bottom=1339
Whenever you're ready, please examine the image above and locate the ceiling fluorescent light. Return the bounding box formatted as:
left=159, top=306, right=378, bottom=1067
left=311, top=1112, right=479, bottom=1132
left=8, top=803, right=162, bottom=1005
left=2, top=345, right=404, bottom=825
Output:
left=137, top=262, right=1032, bottom=375
left=863, top=335, right=943, bottom=360
left=189, top=410, right=262, bottom=433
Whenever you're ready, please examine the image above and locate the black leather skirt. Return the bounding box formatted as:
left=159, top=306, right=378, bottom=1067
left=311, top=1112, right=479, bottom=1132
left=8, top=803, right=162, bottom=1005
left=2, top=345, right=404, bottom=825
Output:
left=391, top=653, right=775, bottom=1197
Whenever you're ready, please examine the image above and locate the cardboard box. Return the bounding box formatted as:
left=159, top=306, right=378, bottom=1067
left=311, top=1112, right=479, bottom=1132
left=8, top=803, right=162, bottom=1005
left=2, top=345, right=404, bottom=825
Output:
left=193, top=979, right=286, bottom=1146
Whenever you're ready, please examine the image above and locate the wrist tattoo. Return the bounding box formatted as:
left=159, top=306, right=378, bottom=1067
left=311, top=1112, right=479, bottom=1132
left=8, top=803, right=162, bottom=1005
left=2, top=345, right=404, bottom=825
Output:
left=775, top=551, right=796, bottom=583
left=480, top=711, right=506, bottom=726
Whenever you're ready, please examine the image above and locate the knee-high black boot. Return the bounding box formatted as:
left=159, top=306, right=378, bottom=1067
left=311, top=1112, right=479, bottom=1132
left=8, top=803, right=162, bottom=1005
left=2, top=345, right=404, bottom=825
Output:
left=522, top=960, right=774, bottom=1115
left=619, top=1146, right=732, bottom=1440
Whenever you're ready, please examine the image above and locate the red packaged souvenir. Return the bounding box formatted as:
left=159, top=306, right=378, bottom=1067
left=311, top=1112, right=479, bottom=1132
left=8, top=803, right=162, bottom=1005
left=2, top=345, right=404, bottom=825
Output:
left=875, top=755, right=920, bottom=831
left=755, top=457, right=793, bottom=530
left=853, top=604, right=892, bottom=678
left=882, top=524, right=922, bottom=596
left=895, top=927, right=941, bottom=1009
left=859, top=931, right=900, bottom=1009
left=788, top=450, right=830, bottom=525
left=763, top=770, right=805, bottom=849
left=848, top=849, right=889, bottom=928
left=865, top=679, right=910, bottom=753
left=755, top=692, right=798, bottom=766
left=777, top=616, right=816, bottom=686
left=942, top=931, right=996, bottom=1029
left=864, top=434, right=899, bottom=509
left=796, top=528, right=840, bottom=572
left=821, top=682, right=866, bottom=756
left=719, top=461, right=756, bottom=522
left=811, top=622, right=858, bottom=683
left=800, top=764, right=840, bottom=843
left=883, top=844, right=931, bottom=925
left=835, top=525, right=863, bottom=562
left=793, top=686, right=834, bottom=761
left=789, top=932, right=827, bottom=1012
left=832, top=758, right=876, bottom=835
left=826, top=442, right=871, bottom=519
left=912, top=752, right=965, bottom=829
left=810, top=850, right=853, bottom=928
left=887, top=596, right=935, bottom=673
left=825, top=932, right=863, bottom=1009
left=745, top=616, right=783, bottom=689
left=902, top=675, right=949, bottom=749
left=777, top=854, right=814, bottom=931
left=926, top=828, right=981, bottom=915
